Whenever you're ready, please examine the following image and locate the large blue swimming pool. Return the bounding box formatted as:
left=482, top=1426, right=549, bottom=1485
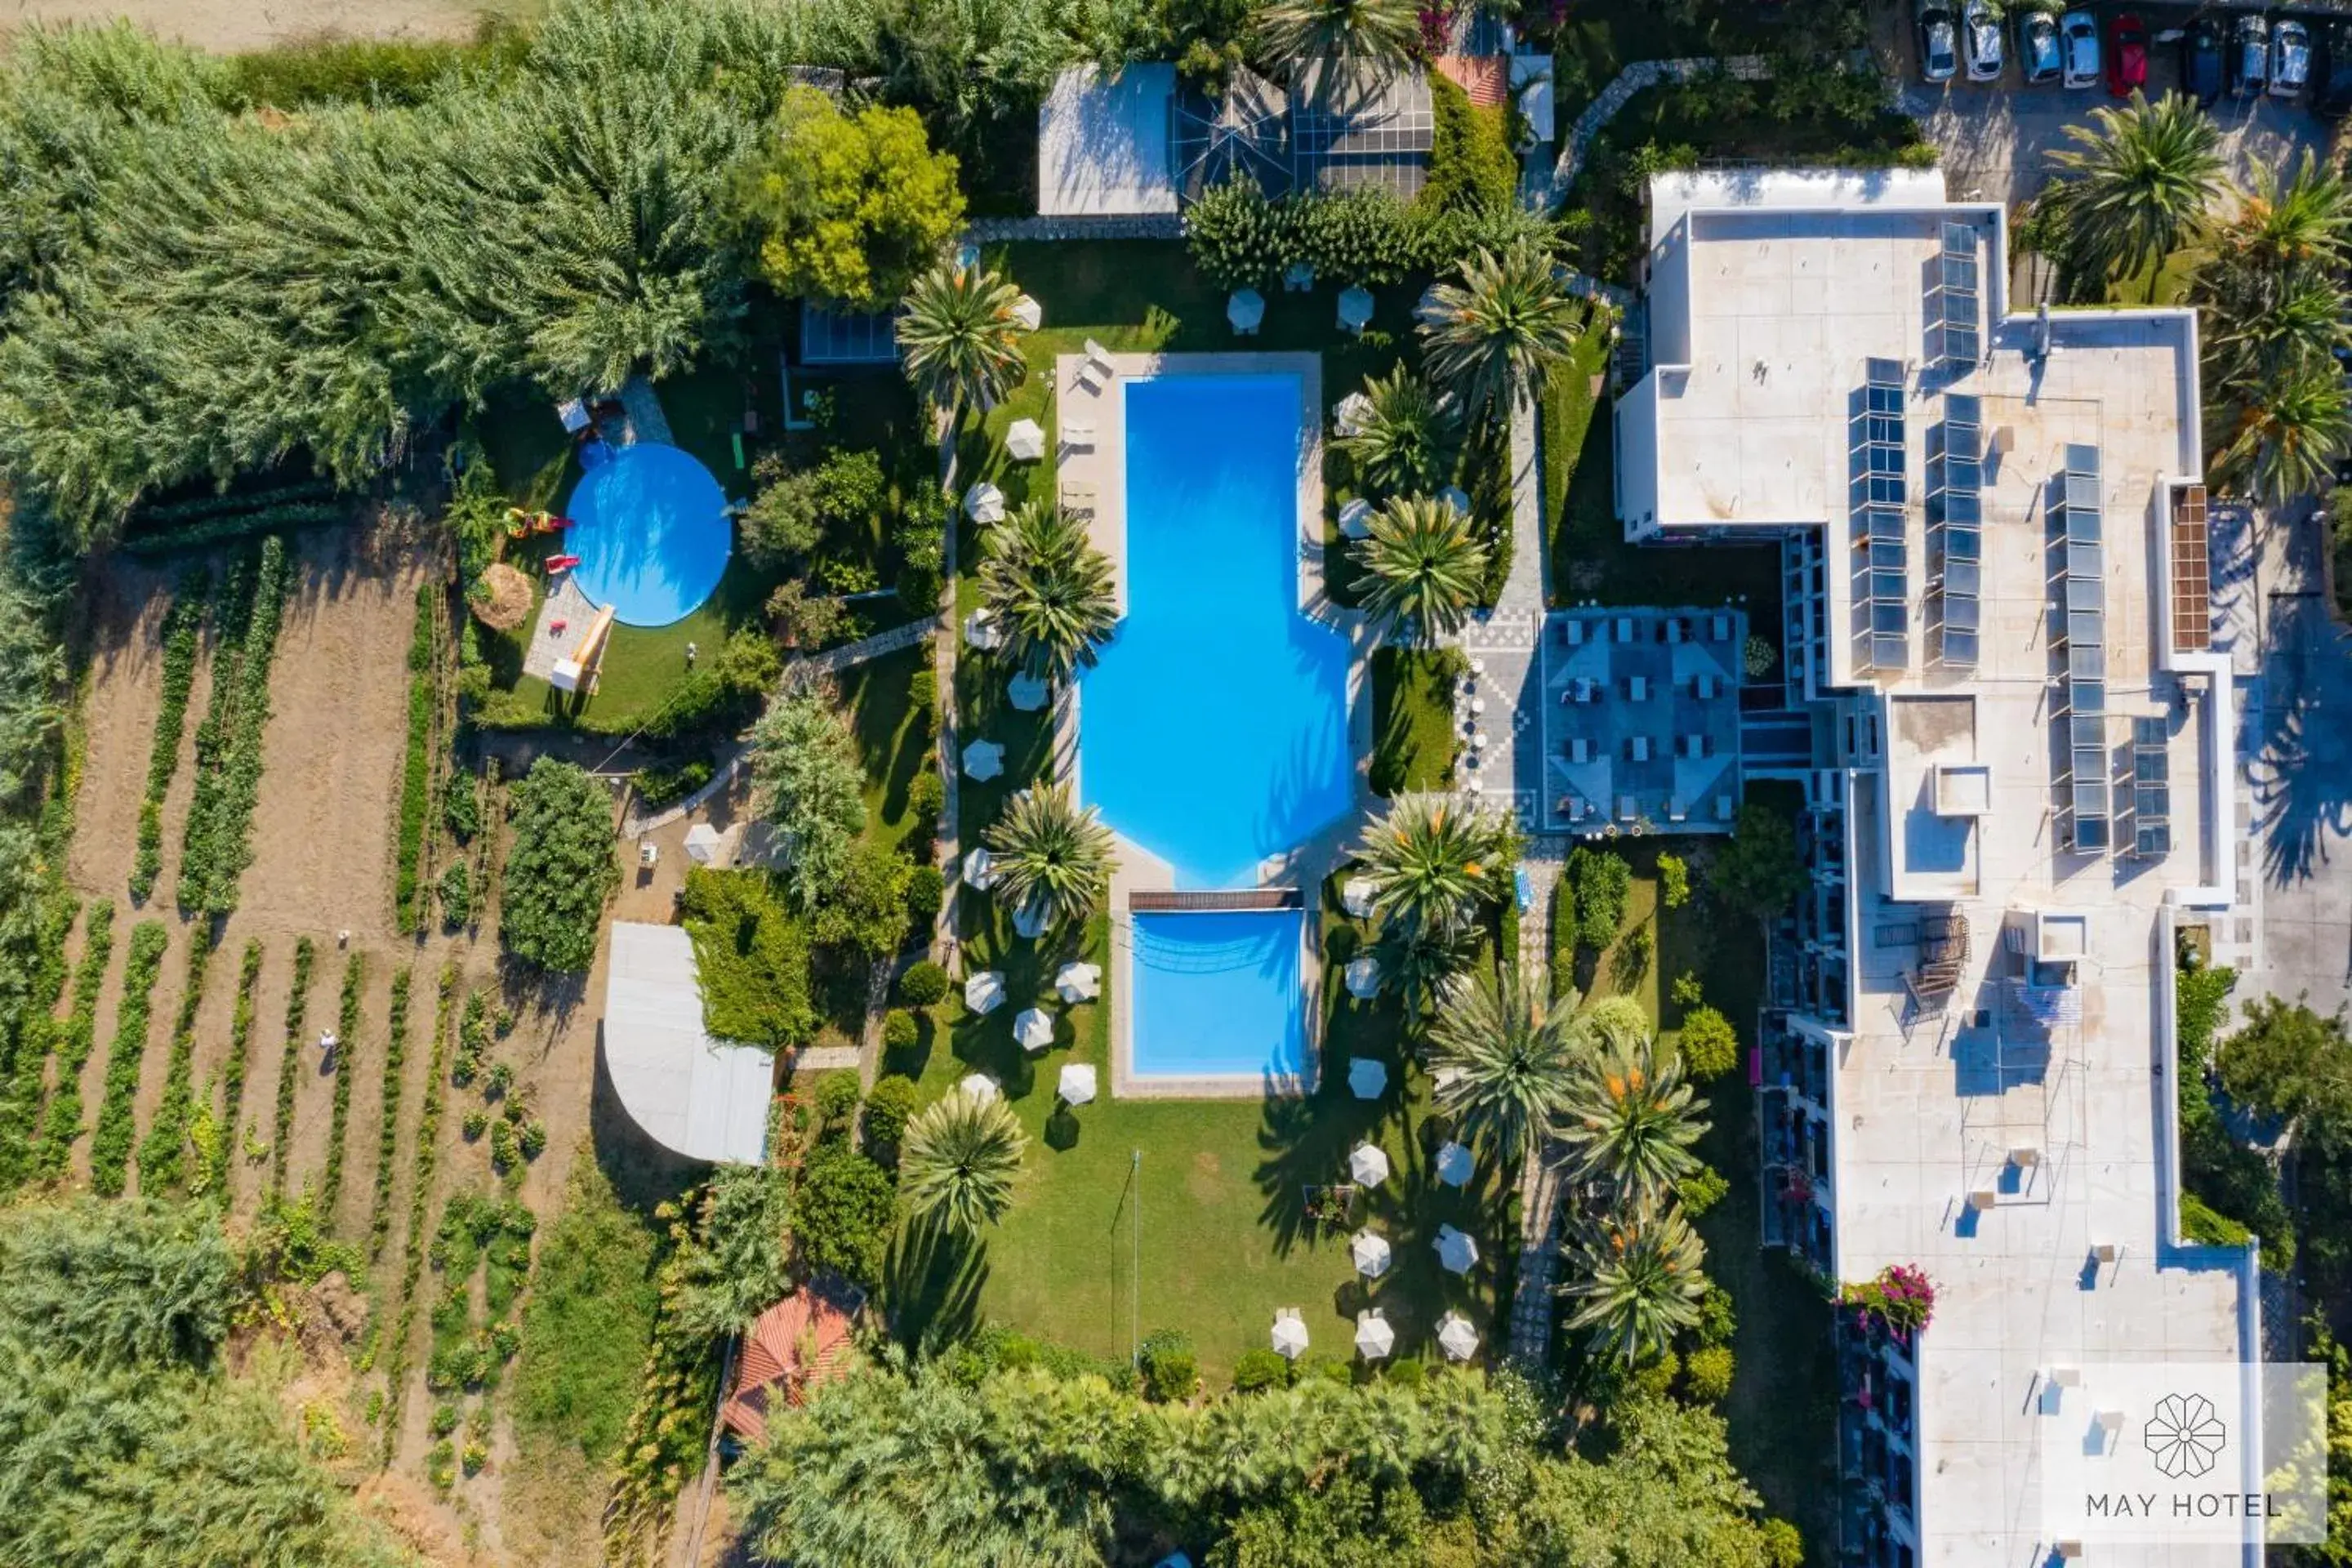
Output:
left=1078, top=375, right=1352, bottom=887
left=1129, top=911, right=1307, bottom=1080
left=564, top=443, right=732, bottom=627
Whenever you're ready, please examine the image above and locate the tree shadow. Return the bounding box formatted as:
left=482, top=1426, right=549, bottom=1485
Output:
left=883, top=1216, right=990, bottom=1356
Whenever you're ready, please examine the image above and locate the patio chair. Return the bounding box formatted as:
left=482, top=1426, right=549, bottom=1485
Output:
left=1062, top=418, right=1097, bottom=449
left=1061, top=478, right=1098, bottom=514
left=1075, top=338, right=1117, bottom=393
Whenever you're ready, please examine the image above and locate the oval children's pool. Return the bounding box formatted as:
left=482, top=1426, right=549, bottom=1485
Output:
left=563, top=442, right=732, bottom=627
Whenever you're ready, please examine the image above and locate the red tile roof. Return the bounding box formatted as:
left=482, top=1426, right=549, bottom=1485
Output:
left=719, top=1285, right=859, bottom=1443
left=1434, top=55, right=1509, bottom=109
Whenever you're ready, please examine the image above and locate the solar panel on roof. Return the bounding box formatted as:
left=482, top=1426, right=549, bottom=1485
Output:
left=2133, top=715, right=2172, bottom=857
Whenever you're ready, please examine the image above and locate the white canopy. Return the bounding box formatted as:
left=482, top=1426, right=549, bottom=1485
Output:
left=963, top=608, right=1006, bottom=651
left=1271, top=1310, right=1309, bottom=1359
left=1437, top=485, right=1472, bottom=518
left=683, top=822, right=724, bottom=865
left=600, top=923, right=773, bottom=1165
left=1435, top=1140, right=1474, bottom=1189
left=1348, top=1142, right=1390, bottom=1186
left=1336, top=497, right=1374, bottom=540
left=1348, top=1056, right=1388, bottom=1100
left=1354, top=1311, right=1395, bottom=1360
left=1011, top=293, right=1043, bottom=331
left=1005, top=418, right=1047, bottom=461
left=1435, top=1223, right=1480, bottom=1275
left=1055, top=961, right=1102, bottom=1003
left=1436, top=1311, right=1480, bottom=1362
left=964, top=969, right=1007, bottom=1014
left=1014, top=1005, right=1055, bottom=1054
left=1011, top=899, right=1049, bottom=939
left=1227, top=287, right=1266, bottom=332
left=961, top=738, right=1005, bottom=781
left=1344, top=956, right=1380, bottom=1000
left=1008, top=671, right=1049, bottom=711
left=1333, top=391, right=1374, bottom=438
left=1351, top=1229, right=1392, bottom=1279
left=1340, top=875, right=1375, bottom=917
left=959, top=1072, right=1001, bottom=1104
left=964, top=482, right=1005, bottom=523
left=963, top=845, right=1000, bottom=891
left=1337, top=284, right=1375, bottom=330
left=1058, top=1061, right=1098, bottom=1105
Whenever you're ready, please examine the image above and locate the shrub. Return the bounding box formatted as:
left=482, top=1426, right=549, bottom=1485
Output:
left=1671, top=970, right=1704, bottom=1009
left=881, top=1009, right=919, bottom=1051
left=438, top=862, right=473, bottom=929
left=895, top=510, right=946, bottom=610
left=1232, top=1348, right=1293, bottom=1392
left=489, top=1116, right=519, bottom=1172
left=1383, top=1356, right=1425, bottom=1388
left=1566, top=847, right=1632, bottom=953
left=907, top=769, right=945, bottom=822
left=813, top=1072, right=862, bottom=1138
left=679, top=868, right=816, bottom=1048
left=368, top=968, right=413, bottom=1258
left=1295, top=189, right=1423, bottom=287
left=1744, top=635, right=1779, bottom=679
left=796, top=1143, right=898, bottom=1284
left=898, top=960, right=949, bottom=1007
left=1683, top=1344, right=1735, bottom=1404
left=810, top=840, right=914, bottom=957
left=1657, top=852, right=1690, bottom=910
left=430, top=1401, right=461, bottom=1439
left=1678, top=1005, right=1740, bottom=1080
left=904, top=863, right=945, bottom=921
left=1715, top=804, right=1806, bottom=920
left=631, top=758, right=714, bottom=809
left=393, top=583, right=435, bottom=933
left=500, top=760, right=619, bottom=972
left=862, top=1073, right=920, bottom=1151
left=1185, top=176, right=1289, bottom=291
left=443, top=772, right=481, bottom=841
left=1696, top=1284, right=1736, bottom=1348
left=89, top=921, right=171, bottom=1196
left=1627, top=1349, right=1679, bottom=1403
left=1421, top=74, right=1517, bottom=217
left=1138, top=1329, right=1198, bottom=1403
left=318, top=951, right=366, bottom=1220
left=1678, top=1164, right=1730, bottom=1217
left=519, top=1119, right=547, bottom=1160
left=176, top=537, right=296, bottom=914
left=1761, top=1519, right=1806, bottom=1568
left=909, top=667, right=938, bottom=722
left=766, top=577, right=848, bottom=649
left=131, top=586, right=207, bottom=902
left=463, top=1107, right=488, bottom=1140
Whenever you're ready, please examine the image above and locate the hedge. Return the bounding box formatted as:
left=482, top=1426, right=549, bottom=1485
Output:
left=394, top=585, right=436, bottom=933
left=269, top=935, right=316, bottom=1199
left=318, top=951, right=366, bottom=1224
left=209, top=938, right=266, bottom=1195
left=370, top=967, right=412, bottom=1259
left=380, top=963, right=461, bottom=1460
left=131, top=583, right=208, bottom=902
left=35, top=900, right=115, bottom=1175
left=120, top=501, right=345, bottom=557
left=176, top=534, right=293, bottom=913
left=135, top=931, right=219, bottom=1194
left=88, top=920, right=171, bottom=1196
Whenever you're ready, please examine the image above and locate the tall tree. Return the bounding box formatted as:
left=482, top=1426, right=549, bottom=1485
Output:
left=2209, top=365, right=2352, bottom=508
left=1337, top=365, right=1459, bottom=497
left=1351, top=796, right=1510, bottom=939
left=1251, top=0, right=1418, bottom=75
left=898, top=261, right=1031, bottom=420
left=1426, top=964, right=1585, bottom=1173
left=2042, top=90, right=2223, bottom=292
left=1560, top=1199, right=1711, bottom=1364
left=982, top=783, right=1116, bottom=933
left=499, top=758, right=621, bottom=973
left=1558, top=1030, right=1708, bottom=1206
left=1350, top=496, right=1488, bottom=647
left=899, top=1088, right=1028, bottom=1232
left=748, top=684, right=870, bottom=911
left=977, top=501, right=1118, bottom=684
left=1416, top=241, right=1583, bottom=422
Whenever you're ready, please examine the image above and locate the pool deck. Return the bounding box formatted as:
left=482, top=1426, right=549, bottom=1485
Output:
left=1049, top=350, right=1381, bottom=1102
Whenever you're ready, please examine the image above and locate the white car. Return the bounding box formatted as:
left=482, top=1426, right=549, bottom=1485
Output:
left=1921, top=5, right=1960, bottom=82
left=1962, top=0, right=2005, bottom=81
left=2060, top=9, right=2101, bottom=88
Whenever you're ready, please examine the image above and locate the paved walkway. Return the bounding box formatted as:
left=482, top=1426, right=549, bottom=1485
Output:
left=521, top=576, right=596, bottom=682
left=1505, top=847, right=1570, bottom=1365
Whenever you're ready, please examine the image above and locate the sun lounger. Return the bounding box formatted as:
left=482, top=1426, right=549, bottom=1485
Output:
left=1061, top=478, right=1098, bottom=513
left=1062, top=418, right=1097, bottom=448
left=1075, top=339, right=1117, bottom=393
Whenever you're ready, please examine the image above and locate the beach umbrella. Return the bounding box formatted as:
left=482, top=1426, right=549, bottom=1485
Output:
left=959, top=1073, right=1000, bottom=1104
left=1435, top=1141, right=1474, bottom=1189
left=1435, top=1224, right=1480, bottom=1276
left=1344, top=956, right=1380, bottom=1000
left=1348, top=1057, right=1388, bottom=1100
left=1055, top=962, right=1102, bottom=1003
left=964, top=482, right=1005, bottom=523
left=1436, top=1312, right=1480, bottom=1362
left=1271, top=1311, right=1309, bottom=1359
left=1351, top=1230, right=1392, bottom=1280
left=1058, top=1062, right=1097, bottom=1105
left=1340, top=875, right=1375, bottom=918
left=1333, top=391, right=1374, bottom=438
left=1014, top=1006, right=1055, bottom=1054
left=1337, top=497, right=1374, bottom=540
left=962, top=608, right=1005, bottom=651
left=1337, top=284, right=1375, bottom=332
left=1348, top=1143, right=1390, bottom=1187
left=1008, top=671, right=1049, bottom=711
left=963, top=845, right=999, bottom=891
left=964, top=969, right=1006, bottom=1015
left=1227, top=287, right=1266, bottom=332
left=1354, top=1312, right=1395, bottom=1360
left=961, top=738, right=1004, bottom=781
left=1012, top=900, right=1049, bottom=939
left=1005, top=419, right=1047, bottom=462
left=1011, top=294, right=1043, bottom=330
left=683, top=823, right=723, bottom=865
left=1437, top=485, right=1472, bottom=518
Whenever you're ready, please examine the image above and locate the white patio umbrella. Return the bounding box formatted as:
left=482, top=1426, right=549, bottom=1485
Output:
left=1227, top=287, right=1265, bottom=332
left=1014, top=1006, right=1055, bottom=1054
left=1437, top=485, right=1472, bottom=518
left=1435, top=1140, right=1474, bottom=1189
left=1351, top=1229, right=1393, bottom=1280
left=1271, top=1310, right=1310, bottom=1360
left=959, top=1072, right=1000, bottom=1104
left=1435, top=1224, right=1480, bottom=1276
left=1344, top=956, right=1380, bottom=1000
left=964, top=481, right=1005, bottom=523
left=964, top=969, right=1006, bottom=1015
left=1005, top=418, right=1046, bottom=462
left=1336, top=497, right=1374, bottom=540
left=1011, top=900, right=1049, bottom=939
left=1011, top=293, right=1042, bottom=331
left=1337, top=284, right=1375, bottom=332
left=1333, top=391, right=1374, bottom=438
left=1058, top=1061, right=1098, bottom=1105
left=682, top=822, right=724, bottom=865
left=1348, top=1057, right=1388, bottom=1100
left=1340, top=875, right=1375, bottom=918
left=1348, top=1142, right=1390, bottom=1187
left=962, top=608, right=1005, bottom=651
left=1354, top=1311, right=1396, bottom=1360
left=1008, top=671, right=1049, bottom=711
left=1283, top=261, right=1316, bottom=292
left=1436, top=1312, right=1480, bottom=1362
left=960, top=738, right=1004, bottom=781
left=963, top=845, right=999, bottom=892
left=1055, top=962, right=1102, bottom=1003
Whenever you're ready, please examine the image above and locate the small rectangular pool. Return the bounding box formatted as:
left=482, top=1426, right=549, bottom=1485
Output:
left=1129, top=910, right=1307, bottom=1081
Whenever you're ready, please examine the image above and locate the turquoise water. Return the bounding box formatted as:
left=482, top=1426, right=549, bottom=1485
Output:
left=1129, top=911, right=1307, bottom=1079
left=1078, top=374, right=1352, bottom=886
left=564, top=442, right=732, bottom=627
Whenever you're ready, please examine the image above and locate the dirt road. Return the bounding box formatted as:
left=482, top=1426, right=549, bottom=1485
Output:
left=2, top=0, right=512, bottom=54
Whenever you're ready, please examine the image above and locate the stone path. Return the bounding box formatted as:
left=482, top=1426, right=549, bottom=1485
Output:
left=1504, top=848, right=1572, bottom=1367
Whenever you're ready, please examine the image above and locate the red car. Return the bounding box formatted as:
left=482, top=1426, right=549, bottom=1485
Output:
left=2108, top=11, right=2149, bottom=96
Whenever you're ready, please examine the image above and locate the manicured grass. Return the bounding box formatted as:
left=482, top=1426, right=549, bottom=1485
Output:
left=1369, top=646, right=1463, bottom=797
left=835, top=642, right=933, bottom=852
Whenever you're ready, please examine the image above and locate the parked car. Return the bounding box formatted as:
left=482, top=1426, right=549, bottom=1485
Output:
left=2274, top=17, right=2313, bottom=96
left=2106, top=11, right=2149, bottom=96
left=1962, top=0, right=2005, bottom=80
left=2314, top=20, right=2352, bottom=116
left=1921, top=4, right=1960, bottom=82
left=2018, top=9, right=2061, bottom=83
left=2182, top=14, right=2226, bottom=105
left=2060, top=10, right=2101, bottom=88
left=2232, top=11, right=2270, bottom=96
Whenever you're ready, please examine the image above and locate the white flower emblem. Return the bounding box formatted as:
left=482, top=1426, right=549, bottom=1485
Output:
left=2143, top=1392, right=2226, bottom=1480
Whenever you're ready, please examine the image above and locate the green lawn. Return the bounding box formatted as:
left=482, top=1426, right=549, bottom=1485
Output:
left=835, top=642, right=934, bottom=852
left=1369, top=646, right=1463, bottom=797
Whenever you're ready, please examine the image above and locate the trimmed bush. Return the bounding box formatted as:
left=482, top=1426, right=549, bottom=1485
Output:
left=898, top=960, right=949, bottom=1007
left=1138, top=1329, right=1198, bottom=1403
left=1683, top=1344, right=1735, bottom=1404
left=881, top=1010, right=919, bottom=1052
left=906, top=769, right=945, bottom=821
left=904, top=863, right=945, bottom=921
left=862, top=1072, right=919, bottom=1151
left=1232, top=1348, right=1293, bottom=1392
left=630, top=757, right=714, bottom=809
left=813, top=1071, right=862, bottom=1138
left=1677, top=1005, right=1740, bottom=1080
left=1566, top=846, right=1632, bottom=954
left=393, top=585, right=436, bottom=933
left=89, top=920, right=171, bottom=1196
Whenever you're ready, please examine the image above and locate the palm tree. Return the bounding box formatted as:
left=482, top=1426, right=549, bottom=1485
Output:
left=983, top=782, right=1116, bottom=933
left=2197, top=149, right=2352, bottom=282
left=1351, top=496, right=1488, bottom=646
left=977, top=501, right=1118, bottom=684
left=2206, top=264, right=2351, bottom=391
left=2209, top=365, right=2352, bottom=508
left=1351, top=797, right=1510, bottom=939
left=1339, top=366, right=1459, bottom=497
left=1251, top=0, right=1418, bottom=76
left=1558, top=1030, right=1708, bottom=1206
left=2042, top=90, right=2223, bottom=294
left=898, top=263, right=1031, bottom=420
left=899, top=1089, right=1028, bottom=1232
left=1372, top=918, right=1475, bottom=1018
left=1416, top=241, right=1583, bottom=421
left=1559, top=1199, right=1710, bottom=1364
left=1428, top=964, right=1584, bottom=1171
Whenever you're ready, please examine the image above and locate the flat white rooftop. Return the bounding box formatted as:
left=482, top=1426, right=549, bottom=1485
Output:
left=601, top=921, right=773, bottom=1165
left=1038, top=65, right=1178, bottom=216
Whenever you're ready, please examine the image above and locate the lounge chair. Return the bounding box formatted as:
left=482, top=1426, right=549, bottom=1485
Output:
left=1061, top=478, right=1098, bottom=514
left=1062, top=418, right=1097, bottom=449
left=1075, top=338, right=1117, bottom=393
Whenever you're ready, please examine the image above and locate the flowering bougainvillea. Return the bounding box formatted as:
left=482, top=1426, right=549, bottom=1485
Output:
left=1843, top=1263, right=1936, bottom=1334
